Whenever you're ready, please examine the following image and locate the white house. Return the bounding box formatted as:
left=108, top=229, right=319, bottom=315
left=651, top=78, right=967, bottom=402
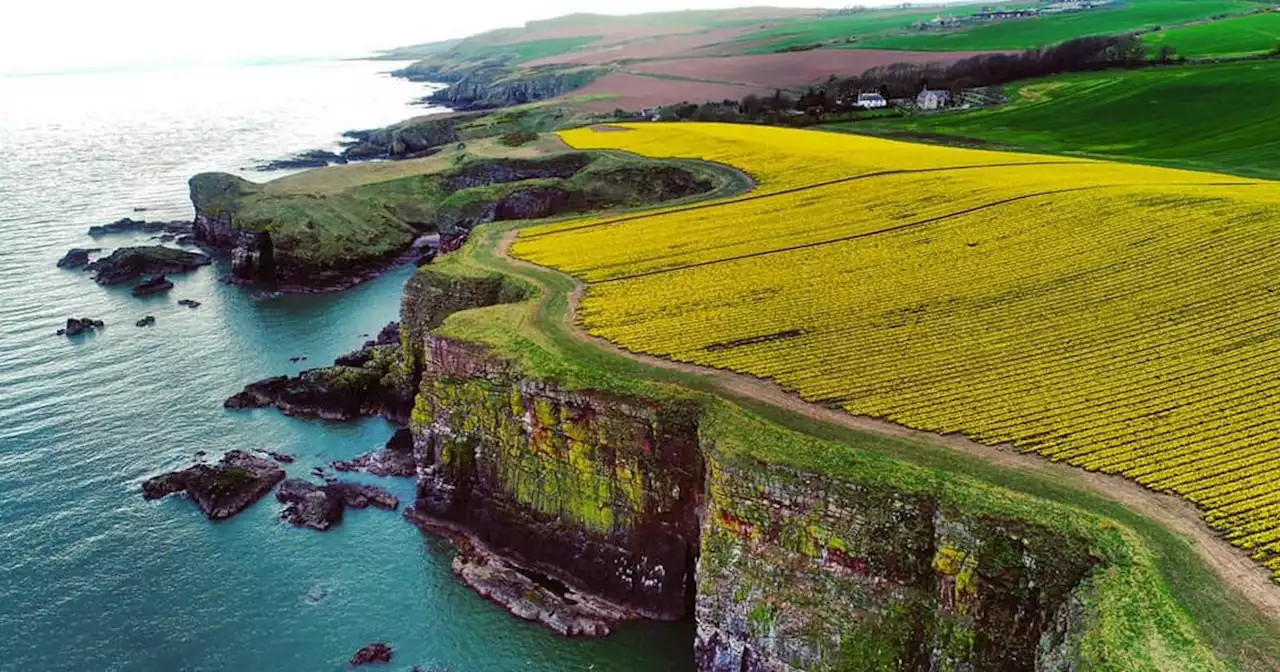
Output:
left=916, top=88, right=951, bottom=110
left=856, top=92, right=888, bottom=109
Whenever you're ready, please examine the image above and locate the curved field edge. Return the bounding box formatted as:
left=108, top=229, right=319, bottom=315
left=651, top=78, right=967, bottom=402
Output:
left=419, top=202, right=1280, bottom=669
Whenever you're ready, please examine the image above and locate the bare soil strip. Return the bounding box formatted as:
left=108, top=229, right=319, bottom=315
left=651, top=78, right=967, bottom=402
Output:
left=495, top=229, right=1280, bottom=624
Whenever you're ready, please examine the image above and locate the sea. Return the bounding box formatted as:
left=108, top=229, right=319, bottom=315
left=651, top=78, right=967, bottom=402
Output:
left=0, top=59, right=692, bottom=671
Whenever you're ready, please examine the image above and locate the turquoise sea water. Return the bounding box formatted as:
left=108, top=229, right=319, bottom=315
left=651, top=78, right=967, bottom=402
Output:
left=0, top=61, right=692, bottom=671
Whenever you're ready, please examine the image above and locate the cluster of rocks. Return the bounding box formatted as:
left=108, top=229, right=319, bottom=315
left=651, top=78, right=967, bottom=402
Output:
left=136, top=316, right=156, bottom=328
left=141, top=450, right=286, bottom=520
left=56, top=317, right=104, bottom=336
left=276, top=478, right=399, bottom=531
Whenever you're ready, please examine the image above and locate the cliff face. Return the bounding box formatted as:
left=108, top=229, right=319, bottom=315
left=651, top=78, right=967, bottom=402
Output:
left=189, top=173, right=276, bottom=282
left=391, top=58, right=607, bottom=111
left=398, top=268, right=1101, bottom=668
left=410, top=337, right=705, bottom=619
left=696, top=450, right=1096, bottom=672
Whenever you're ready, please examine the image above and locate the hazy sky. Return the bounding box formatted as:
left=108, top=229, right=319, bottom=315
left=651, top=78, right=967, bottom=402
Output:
left=0, top=0, right=870, bottom=74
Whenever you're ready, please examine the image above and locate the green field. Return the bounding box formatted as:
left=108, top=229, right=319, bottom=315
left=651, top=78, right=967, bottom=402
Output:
left=830, top=60, right=1280, bottom=180
left=1146, top=11, right=1280, bottom=57
left=739, top=9, right=981, bottom=53
left=853, top=0, right=1251, bottom=51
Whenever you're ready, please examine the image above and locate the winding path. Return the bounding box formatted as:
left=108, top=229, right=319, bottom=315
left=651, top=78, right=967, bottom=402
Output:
left=495, top=228, right=1280, bottom=625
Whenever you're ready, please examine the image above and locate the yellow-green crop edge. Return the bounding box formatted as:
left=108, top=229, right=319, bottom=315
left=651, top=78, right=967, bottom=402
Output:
left=417, top=159, right=1280, bottom=671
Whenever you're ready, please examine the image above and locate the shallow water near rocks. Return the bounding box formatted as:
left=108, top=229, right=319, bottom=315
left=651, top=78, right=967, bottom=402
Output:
left=0, top=60, right=692, bottom=671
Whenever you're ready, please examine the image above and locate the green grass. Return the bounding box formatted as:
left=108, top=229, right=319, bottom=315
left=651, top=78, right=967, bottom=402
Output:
left=739, top=9, right=971, bottom=53
left=1146, top=11, right=1280, bottom=57
left=827, top=60, right=1280, bottom=181
left=446, top=36, right=604, bottom=64
left=414, top=189, right=1280, bottom=670
left=856, top=0, right=1251, bottom=51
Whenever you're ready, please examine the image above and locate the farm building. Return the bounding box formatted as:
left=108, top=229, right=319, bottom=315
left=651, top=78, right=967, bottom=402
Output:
left=916, top=88, right=951, bottom=110
left=856, top=92, right=888, bottom=109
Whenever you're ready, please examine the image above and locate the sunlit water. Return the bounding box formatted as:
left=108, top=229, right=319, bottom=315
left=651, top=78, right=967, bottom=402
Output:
left=0, top=60, right=691, bottom=671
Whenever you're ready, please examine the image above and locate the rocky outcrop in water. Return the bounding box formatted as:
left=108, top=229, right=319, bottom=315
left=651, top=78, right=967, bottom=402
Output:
left=224, top=326, right=412, bottom=424
left=136, top=316, right=156, bottom=327
left=256, top=149, right=349, bottom=171
left=56, top=317, right=104, bottom=336
left=56, top=248, right=99, bottom=269
left=350, top=643, right=393, bottom=666
left=131, top=275, right=174, bottom=297
left=88, top=218, right=194, bottom=237
left=86, top=246, right=210, bottom=285
left=141, top=450, right=286, bottom=520
left=275, top=478, right=399, bottom=531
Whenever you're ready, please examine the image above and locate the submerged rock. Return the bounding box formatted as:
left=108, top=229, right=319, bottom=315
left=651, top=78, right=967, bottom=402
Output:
left=141, top=450, right=285, bottom=520
left=333, top=429, right=417, bottom=477
left=263, top=450, right=296, bottom=464
left=56, top=248, right=99, bottom=269
left=276, top=478, right=398, bottom=531
left=136, top=315, right=156, bottom=327
left=177, top=299, right=201, bottom=308
left=87, top=246, right=210, bottom=285
left=350, top=643, right=393, bottom=666
left=131, top=275, right=174, bottom=297
left=56, top=317, right=104, bottom=336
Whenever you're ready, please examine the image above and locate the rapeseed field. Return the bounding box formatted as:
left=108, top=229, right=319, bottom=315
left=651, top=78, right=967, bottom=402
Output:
left=513, top=122, right=1280, bottom=580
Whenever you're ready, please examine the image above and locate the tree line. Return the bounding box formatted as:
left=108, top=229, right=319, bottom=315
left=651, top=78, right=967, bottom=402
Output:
left=626, top=34, right=1152, bottom=125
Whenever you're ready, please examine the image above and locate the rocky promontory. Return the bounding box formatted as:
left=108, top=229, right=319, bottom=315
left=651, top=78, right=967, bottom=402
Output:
left=142, top=450, right=286, bottom=520
left=275, top=478, right=399, bottom=531
left=86, top=246, right=210, bottom=285
left=224, top=324, right=412, bottom=423
left=88, top=217, right=194, bottom=237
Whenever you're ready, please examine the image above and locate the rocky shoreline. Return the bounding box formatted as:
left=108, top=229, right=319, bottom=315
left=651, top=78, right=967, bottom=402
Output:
left=403, top=509, right=640, bottom=637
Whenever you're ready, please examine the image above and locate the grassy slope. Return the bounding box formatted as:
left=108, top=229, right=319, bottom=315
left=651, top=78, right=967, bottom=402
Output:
left=856, top=0, right=1252, bottom=51
left=418, top=195, right=1280, bottom=670
left=828, top=60, right=1280, bottom=180
left=1146, top=11, right=1280, bottom=57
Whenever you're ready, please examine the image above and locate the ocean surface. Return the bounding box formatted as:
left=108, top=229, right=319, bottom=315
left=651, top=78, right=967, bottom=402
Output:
left=0, top=60, right=692, bottom=671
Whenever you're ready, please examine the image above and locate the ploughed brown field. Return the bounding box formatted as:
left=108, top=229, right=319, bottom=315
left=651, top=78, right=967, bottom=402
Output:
left=568, top=73, right=772, bottom=113
left=524, top=26, right=761, bottom=66
left=627, top=50, right=1002, bottom=89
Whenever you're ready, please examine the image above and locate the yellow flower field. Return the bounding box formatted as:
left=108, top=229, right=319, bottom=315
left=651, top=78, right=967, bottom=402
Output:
left=512, top=122, right=1280, bottom=579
